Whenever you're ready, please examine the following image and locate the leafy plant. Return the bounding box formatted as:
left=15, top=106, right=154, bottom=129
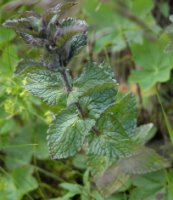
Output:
left=2, top=2, right=170, bottom=197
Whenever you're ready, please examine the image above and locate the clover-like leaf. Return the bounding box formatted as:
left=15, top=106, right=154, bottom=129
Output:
left=47, top=109, right=95, bottom=159
left=25, top=69, right=66, bottom=105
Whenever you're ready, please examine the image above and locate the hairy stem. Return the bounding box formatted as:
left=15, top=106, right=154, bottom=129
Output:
left=59, top=68, right=101, bottom=135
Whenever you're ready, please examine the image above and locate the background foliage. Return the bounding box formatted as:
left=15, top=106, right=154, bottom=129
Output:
left=0, top=0, right=173, bottom=199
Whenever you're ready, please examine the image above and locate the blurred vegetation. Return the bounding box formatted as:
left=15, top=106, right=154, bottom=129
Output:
left=0, top=0, right=173, bottom=199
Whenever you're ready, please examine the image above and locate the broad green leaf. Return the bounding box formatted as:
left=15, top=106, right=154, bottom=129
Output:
left=106, top=93, right=137, bottom=137
left=0, top=166, right=38, bottom=200
left=47, top=109, right=95, bottom=159
left=67, top=63, right=117, bottom=105
left=82, top=88, right=117, bottom=119
left=25, top=69, right=66, bottom=105
left=130, top=35, right=173, bottom=91
left=4, top=126, right=33, bottom=170
left=133, top=123, right=156, bottom=145
left=94, top=147, right=169, bottom=197
left=0, top=27, right=15, bottom=45
left=130, top=170, right=168, bottom=200
left=88, top=135, right=137, bottom=159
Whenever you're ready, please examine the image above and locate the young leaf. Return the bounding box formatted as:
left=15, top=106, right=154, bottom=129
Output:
left=47, top=109, right=95, bottom=159
left=67, top=63, right=117, bottom=105
left=14, top=59, right=45, bottom=76
left=25, top=69, right=66, bottom=105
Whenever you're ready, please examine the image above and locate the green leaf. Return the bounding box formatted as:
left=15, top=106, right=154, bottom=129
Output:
left=130, top=170, right=167, bottom=200
left=25, top=69, right=66, bottom=105
left=82, top=88, right=117, bottom=119
left=130, top=35, right=173, bottom=91
left=88, top=134, right=137, bottom=159
left=14, top=59, right=45, bottom=76
left=0, top=166, right=38, bottom=200
left=47, top=109, right=95, bottom=159
left=70, top=32, right=87, bottom=57
left=0, top=27, right=15, bottom=45
left=105, top=93, right=137, bottom=137
left=55, top=22, right=88, bottom=48
left=94, top=147, right=169, bottom=197
left=0, top=45, right=18, bottom=75
left=67, top=63, right=117, bottom=105
left=133, top=123, right=156, bottom=145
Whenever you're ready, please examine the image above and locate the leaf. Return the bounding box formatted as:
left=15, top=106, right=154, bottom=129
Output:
left=25, top=69, right=66, bottom=105
left=0, top=27, right=15, bottom=45
left=19, top=32, right=47, bottom=47
left=130, top=170, right=168, bottom=200
left=67, top=63, right=117, bottom=105
left=88, top=134, right=137, bottom=159
left=44, top=2, right=77, bottom=24
left=133, top=123, right=156, bottom=145
left=14, top=59, right=45, bottom=76
left=0, top=166, right=38, bottom=200
left=82, top=88, right=117, bottom=119
left=129, top=35, right=173, bottom=91
left=47, top=109, right=95, bottom=159
left=88, top=93, right=138, bottom=161
left=70, top=32, right=87, bottom=57
left=0, top=45, right=19, bottom=75
left=94, top=147, right=169, bottom=197
left=55, top=23, right=88, bottom=48
left=107, top=93, right=137, bottom=137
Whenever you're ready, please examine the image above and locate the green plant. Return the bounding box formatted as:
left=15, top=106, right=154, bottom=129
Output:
left=2, top=2, right=170, bottom=197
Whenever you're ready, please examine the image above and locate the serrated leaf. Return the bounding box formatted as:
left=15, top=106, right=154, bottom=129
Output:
left=94, top=147, right=169, bottom=197
left=67, top=63, right=117, bottom=105
left=55, top=24, right=88, bottom=48
left=82, top=88, right=117, bottom=119
left=106, top=93, right=137, bottom=137
left=70, top=32, right=87, bottom=57
left=19, top=32, right=47, bottom=47
left=88, top=135, right=137, bottom=159
left=25, top=69, right=66, bottom=105
left=14, top=59, right=45, bottom=76
left=44, top=2, right=77, bottom=24
left=3, top=16, right=41, bottom=36
left=133, top=123, right=156, bottom=145
left=47, top=109, right=95, bottom=159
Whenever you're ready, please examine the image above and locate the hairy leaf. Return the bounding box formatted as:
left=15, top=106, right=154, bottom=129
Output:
left=55, top=24, right=88, bottom=48
left=14, top=59, right=45, bottom=76
left=25, top=69, right=66, bottom=105
left=106, top=93, right=137, bottom=137
left=82, top=88, right=117, bottom=119
left=67, top=63, right=117, bottom=105
left=19, top=32, right=47, bottom=47
left=47, top=109, right=95, bottom=159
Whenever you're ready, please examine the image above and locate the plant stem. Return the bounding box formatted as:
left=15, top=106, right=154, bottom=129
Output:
left=59, top=68, right=101, bottom=135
